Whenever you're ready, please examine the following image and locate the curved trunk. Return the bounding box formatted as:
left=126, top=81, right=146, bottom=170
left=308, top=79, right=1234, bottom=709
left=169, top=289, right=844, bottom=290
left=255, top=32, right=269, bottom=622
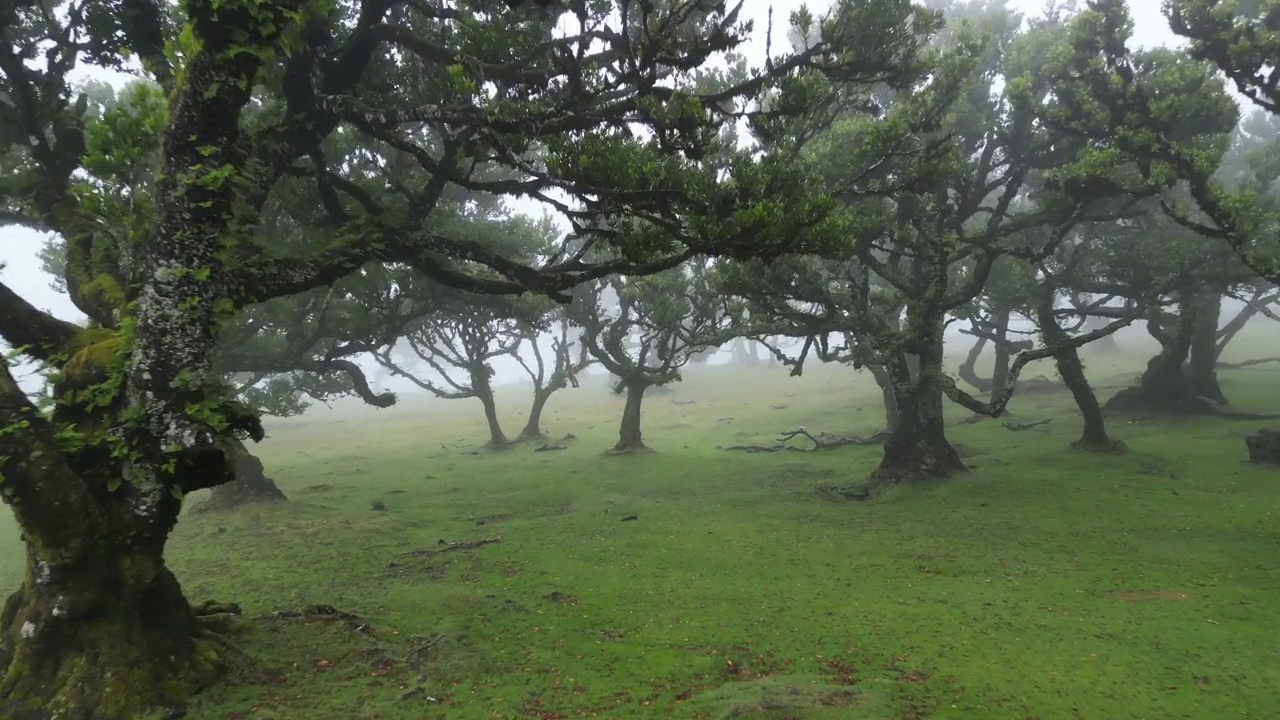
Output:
left=615, top=382, right=648, bottom=451
left=202, top=441, right=286, bottom=511
left=958, top=335, right=992, bottom=393
left=0, top=506, right=219, bottom=719
left=521, top=388, right=554, bottom=439
left=1036, top=297, right=1121, bottom=451
left=872, top=311, right=965, bottom=484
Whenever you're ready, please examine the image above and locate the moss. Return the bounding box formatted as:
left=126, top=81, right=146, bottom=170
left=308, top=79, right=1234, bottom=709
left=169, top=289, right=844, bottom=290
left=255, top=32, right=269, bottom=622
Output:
left=0, top=559, right=222, bottom=719
left=63, top=333, right=127, bottom=381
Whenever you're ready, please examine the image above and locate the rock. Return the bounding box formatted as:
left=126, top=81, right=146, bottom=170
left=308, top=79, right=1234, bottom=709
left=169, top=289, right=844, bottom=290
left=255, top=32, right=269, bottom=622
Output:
left=371, top=500, right=387, bottom=512
left=1245, top=428, right=1280, bottom=465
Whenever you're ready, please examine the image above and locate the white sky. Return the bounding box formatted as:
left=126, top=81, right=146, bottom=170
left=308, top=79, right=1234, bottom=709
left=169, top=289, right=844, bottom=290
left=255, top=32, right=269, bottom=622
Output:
left=0, top=0, right=1184, bottom=391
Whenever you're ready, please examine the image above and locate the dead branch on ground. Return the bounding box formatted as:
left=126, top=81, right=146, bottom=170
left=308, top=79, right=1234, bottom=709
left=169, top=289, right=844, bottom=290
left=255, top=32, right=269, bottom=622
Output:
left=724, top=427, right=888, bottom=453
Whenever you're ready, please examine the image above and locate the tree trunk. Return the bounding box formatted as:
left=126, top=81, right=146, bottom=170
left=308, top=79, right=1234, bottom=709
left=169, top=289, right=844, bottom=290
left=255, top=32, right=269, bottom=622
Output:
left=200, top=441, right=287, bottom=511
left=1105, top=297, right=1223, bottom=414
left=1187, top=290, right=1227, bottom=404
left=958, top=335, right=992, bottom=393
left=989, top=322, right=1013, bottom=404
left=479, top=391, right=508, bottom=447
left=615, top=382, right=648, bottom=451
left=872, top=312, right=965, bottom=484
left=521, top=388, right=553, bottom=439
left=1036, top=296, right=1122, bottom=451
left=0, top=515, right=221, bottom=718
left=868, top=363, right=900, bottom=432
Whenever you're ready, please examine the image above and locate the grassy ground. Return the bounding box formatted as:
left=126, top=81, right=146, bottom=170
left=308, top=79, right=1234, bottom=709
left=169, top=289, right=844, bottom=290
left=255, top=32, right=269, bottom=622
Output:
left=2, top=330, right=1278, bottom=719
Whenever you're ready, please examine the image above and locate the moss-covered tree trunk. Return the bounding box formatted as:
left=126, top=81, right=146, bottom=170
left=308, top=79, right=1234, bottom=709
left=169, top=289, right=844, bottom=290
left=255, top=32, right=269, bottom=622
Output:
left=0, top=537, right=219, bottom=719
left=0, top=366, right=225, bottom=718
left=203, top=440, right=287, bottom=510
left=1035, top=297, right=1121, bottom=451
left=873, top=311, right=964, bottom=483
left=615, top=381, right=648, bottom=451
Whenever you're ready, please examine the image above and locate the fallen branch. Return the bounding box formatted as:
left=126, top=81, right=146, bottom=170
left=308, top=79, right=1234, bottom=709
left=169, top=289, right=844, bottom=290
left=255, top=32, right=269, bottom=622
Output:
left=534, top=443, right=567, bottom=452
left=671, top=399, right=697, bottom=406
left=1003, top=419, right=1053, bottom=432
left=1217, top=357, right=1280, bottom=370
left=267, top=604, right=373, bottom=633
left=725, top=428, right=889, bottom=453
left=1195, top=397, right=1280, bottom=420
left=438, top=537, right=503, bottom=553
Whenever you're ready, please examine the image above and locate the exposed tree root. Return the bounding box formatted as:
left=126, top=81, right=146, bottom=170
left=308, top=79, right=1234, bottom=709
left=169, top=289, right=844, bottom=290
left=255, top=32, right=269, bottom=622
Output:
left=605, top=444, right=654, bottom=456
left=1071, top=437, right=1128, bottom=454
left=724, top=428, right=889, bottom=453
left=1107, top=386, right=1280, bottom=420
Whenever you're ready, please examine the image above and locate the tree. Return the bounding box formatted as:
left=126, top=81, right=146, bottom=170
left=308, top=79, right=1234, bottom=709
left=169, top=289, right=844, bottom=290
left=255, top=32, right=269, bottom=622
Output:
left=570, top=263, right=731, bottom=451
left=1043, top=0, right=1280, bottom=283
left=374, top=289, right=538, bottom=448
left=955, top=257, right=1038, bottom=402
left=723, top=1, right=1149, bottom=486
left=0, top=0, right=954, bottom=714
left=512, top=310, right=593, bottom=439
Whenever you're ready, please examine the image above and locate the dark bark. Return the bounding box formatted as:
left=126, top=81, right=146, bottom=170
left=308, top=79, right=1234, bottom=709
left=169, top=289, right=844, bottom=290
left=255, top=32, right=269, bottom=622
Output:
left=1105, top=291, right=1229, bottom=414
left=1035, top=296, right=1123, bottom=451
left=872, top=312, right=965, bottom=484
left=990, top=330, right=1013, bottom=403
left=520, top=388, right=553, bottom=439
left=468, top=365, right=508, bottom=447
left=200, top=442, right=287, bottom=511
left=478, top=392, right=508, bottom=447
left=958, top=335, right=991, bottom=393
left=615, top=382, right=649, bottom=451
left=1187, top=291, right=1227, bottom=404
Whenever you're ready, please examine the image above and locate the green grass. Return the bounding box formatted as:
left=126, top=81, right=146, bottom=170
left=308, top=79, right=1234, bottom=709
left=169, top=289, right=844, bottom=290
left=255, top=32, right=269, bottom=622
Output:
left=3, top=332, right=1279, bottom=720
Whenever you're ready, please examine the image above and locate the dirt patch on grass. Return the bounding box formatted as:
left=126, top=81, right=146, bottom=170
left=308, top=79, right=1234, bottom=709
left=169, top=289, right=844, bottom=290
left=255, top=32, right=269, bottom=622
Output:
left=1105, top=590, right=1188, bottom=601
